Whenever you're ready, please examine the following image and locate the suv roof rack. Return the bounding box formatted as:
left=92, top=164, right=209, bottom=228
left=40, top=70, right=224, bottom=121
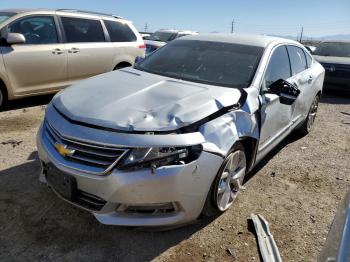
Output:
left=56, top=9, right=123, bottom=19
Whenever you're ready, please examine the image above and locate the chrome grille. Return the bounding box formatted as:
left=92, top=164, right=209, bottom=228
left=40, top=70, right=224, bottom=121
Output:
left=43, top=120, right=128, bottom=175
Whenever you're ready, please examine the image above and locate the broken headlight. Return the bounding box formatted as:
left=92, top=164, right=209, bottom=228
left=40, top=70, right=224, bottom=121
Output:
left=118, top=145, right=202, bottom=170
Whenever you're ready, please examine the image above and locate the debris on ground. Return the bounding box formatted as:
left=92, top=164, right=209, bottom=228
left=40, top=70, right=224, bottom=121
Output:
left=226, top=247, right=237, bottom=260
left=250, top=214, right=282, bottom=262
left=270, top=172, right=276, bottom=177
left=1, top=139, right=23, bottom=147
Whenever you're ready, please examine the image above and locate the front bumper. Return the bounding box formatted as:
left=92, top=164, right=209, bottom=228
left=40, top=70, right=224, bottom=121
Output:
left=37, top=120, right=223, bottom=227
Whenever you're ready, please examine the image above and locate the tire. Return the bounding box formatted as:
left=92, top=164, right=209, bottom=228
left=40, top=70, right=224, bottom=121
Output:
left=297, top=94, right=320, bottom=135
left=0, top=87, right=5, bottom=109
left=202, top=142, right=247, bottom=217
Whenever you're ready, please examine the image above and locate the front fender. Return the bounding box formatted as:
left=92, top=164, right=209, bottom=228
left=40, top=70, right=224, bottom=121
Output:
left=199, top=109, right=259, bottom=157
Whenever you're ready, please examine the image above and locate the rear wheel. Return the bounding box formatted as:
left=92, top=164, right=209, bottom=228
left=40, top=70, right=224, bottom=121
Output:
left=297, top=95, right=320, bottom=135
left=0, top=87, right=6, bottom=109
left=202, top=143, right=247, bottom=216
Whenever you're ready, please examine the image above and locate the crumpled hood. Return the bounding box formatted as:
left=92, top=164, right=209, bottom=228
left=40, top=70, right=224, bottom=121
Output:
left=53, top=68, right=242, bottom=132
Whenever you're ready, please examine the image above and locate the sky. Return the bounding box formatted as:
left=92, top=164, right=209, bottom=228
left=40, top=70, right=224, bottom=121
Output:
left=1, top=0, right=350, bottom=38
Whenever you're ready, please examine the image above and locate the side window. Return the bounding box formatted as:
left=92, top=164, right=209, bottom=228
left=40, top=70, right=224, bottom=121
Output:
left=7, top=16, right=58, bottom=44
left=287, top=46, right=308, bottom=75
left=103, top=20, right=136, bottom=42
left=263, top=45, right=291, bottom=89
left=61, top=17, right=105, bottom=43
left=304, top=50, right=313, bottom=68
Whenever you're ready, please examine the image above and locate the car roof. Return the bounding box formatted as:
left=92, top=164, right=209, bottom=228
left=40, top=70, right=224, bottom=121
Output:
left=180, top=33, right=298, bottom=48
left=156, top=29, right=198, bottom=34
left=0, top=8, right=34, bottom=14
left=0, top=8, right=123, bottom=20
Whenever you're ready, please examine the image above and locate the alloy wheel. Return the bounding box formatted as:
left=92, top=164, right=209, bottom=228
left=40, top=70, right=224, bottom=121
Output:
left=216, top=150, right=246, bottom=211
left=307, top=96, right=319, bottom=132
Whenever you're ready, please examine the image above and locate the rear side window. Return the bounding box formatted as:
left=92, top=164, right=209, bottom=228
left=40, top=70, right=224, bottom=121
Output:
left=304, top=50, right=313, bottom=68
left=104, top=20, right=136, bottom=42
left=7, top=16, right=58, bottom=44
left=287, top=46, right=307, bottom=75
left=61, top=17, right=105, bottom=43
left=264, top=45, right=291, bottom=88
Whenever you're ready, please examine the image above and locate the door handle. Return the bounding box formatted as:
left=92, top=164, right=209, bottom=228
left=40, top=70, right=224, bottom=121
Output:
left=52, top=48, right=64, bottom=55
left=68, top=48, right=80, bottom=54
left=308, top=75, right=313, bottom=84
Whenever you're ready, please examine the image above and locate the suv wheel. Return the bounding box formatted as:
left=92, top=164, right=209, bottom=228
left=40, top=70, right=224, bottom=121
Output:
left=202, top=143, right=247, bottom=216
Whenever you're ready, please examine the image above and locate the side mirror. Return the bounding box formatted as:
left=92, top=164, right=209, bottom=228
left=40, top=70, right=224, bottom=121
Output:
left=6, top=33, right=26, bottom=45
left=134, top=56, right=144, bottom=65
left=267, top=79, right=300, bottom=105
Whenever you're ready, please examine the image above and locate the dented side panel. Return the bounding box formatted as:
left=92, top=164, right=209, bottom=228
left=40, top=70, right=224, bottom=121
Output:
left=199, top=109, right=259, bottom=157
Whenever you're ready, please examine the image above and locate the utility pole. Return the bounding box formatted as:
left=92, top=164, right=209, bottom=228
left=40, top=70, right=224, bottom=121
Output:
left=144, top=23, right=148, bottom=32
left=231, top=19, right=234, bottom=33
left=299, top=26, right=304, bottom=42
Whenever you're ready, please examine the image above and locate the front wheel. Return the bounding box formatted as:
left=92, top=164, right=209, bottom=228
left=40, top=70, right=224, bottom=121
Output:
left=297, top=95, right=320, bottom=135
left=202, top=143, right=247, bottom=216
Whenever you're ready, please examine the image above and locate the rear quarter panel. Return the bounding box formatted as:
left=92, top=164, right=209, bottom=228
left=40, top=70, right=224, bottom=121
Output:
left=110, top=21, right=145, bottom=69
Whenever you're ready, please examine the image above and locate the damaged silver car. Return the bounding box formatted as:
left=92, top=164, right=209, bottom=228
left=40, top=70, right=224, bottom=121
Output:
left=37, top=34, right=325, bottom=227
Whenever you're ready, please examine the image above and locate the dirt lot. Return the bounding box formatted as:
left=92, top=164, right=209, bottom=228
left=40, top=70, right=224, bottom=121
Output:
left=0, top=92, right=349, bottom=262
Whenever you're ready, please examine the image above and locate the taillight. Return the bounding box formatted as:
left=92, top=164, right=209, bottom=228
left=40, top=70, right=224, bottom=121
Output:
left=138, top=44, right=146, bottom=49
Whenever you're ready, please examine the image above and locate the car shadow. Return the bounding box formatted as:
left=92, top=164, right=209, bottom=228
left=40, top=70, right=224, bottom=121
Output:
left=0, top=151, right=216, bottom=261
left=0, top=94, right=54, bottom=112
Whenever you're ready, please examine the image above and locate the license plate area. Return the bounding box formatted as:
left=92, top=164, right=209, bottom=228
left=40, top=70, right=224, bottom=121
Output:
left=46, top=164, right=78, bottom=200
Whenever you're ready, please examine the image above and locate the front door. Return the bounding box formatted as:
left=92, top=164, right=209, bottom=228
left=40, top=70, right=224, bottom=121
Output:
left=258, top=45, right=294, bottom=155
left=1, top=15, right=67, bottom=96
left=59, top=16, right=114, bottom=82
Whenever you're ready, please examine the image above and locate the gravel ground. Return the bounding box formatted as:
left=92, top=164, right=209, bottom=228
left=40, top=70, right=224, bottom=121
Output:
left=0, top=92, right=349, bottom=262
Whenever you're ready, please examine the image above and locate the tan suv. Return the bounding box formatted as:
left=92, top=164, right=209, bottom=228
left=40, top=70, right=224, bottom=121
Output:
left=0, top=9, right=145, bottom=107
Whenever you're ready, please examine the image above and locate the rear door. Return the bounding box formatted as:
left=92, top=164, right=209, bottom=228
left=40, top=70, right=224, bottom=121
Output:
left=0, top=15, right=67, bottom=96
left=60, top=16, right=114, bottom=81
left=286, top=45, right=314, bottom=123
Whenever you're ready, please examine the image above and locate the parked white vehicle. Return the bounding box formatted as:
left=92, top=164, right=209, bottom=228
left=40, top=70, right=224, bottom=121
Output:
left=37, top=34, right=325, bottom=227
left=0, top=8, right=145, bottom=107
left=144, top=29, right=197, bottom=54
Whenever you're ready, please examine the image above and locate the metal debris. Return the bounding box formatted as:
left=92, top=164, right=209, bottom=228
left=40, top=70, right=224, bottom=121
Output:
left=250, top=214, right=282, bottom=262
left=226, top=248, right=237, bottom=260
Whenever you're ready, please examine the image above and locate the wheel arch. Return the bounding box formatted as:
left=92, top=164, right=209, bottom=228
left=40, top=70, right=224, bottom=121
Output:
left=237, top=136, right=259, bottom=172
left=0, top=77, right=8, bottom=101
left=113, top=61, right=132, bottom=70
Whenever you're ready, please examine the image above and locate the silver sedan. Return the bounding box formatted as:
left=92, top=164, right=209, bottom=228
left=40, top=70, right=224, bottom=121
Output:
left=37, top=34, right=325, bottom=227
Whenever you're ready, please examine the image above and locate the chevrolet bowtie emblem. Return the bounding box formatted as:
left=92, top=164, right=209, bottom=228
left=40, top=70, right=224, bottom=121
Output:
left=54, top=143, right=75, bottom=157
